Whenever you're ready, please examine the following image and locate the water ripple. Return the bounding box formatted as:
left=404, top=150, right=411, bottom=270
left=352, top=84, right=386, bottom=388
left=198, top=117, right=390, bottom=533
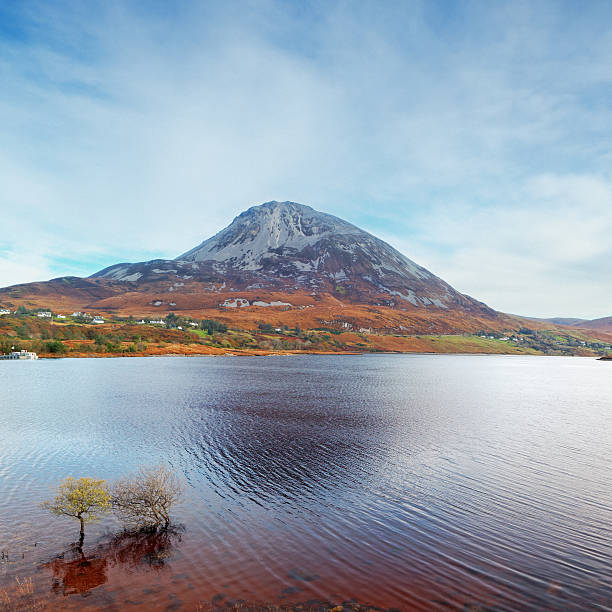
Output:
left=0, top=354, right=611, bottom=610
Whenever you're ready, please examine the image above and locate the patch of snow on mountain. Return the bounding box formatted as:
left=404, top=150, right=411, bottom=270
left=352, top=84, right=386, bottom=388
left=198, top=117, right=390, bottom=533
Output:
left=387, top=289, right=419, bottom=306
left=121, top=272, right=142, bottom=282
left=105, top=265, right=129, bottom=279
left=431, top=298, right=448, bottom=308
left=292, top=261, right=314, bottom=271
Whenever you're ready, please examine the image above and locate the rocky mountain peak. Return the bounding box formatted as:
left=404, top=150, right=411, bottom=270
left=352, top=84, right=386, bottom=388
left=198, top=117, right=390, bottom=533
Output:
left=176, top=201, right=362, bottom=266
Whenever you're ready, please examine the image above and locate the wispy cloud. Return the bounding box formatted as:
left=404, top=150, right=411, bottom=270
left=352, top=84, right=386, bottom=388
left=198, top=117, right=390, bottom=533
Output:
left=1, top=1, right=611, bottom=317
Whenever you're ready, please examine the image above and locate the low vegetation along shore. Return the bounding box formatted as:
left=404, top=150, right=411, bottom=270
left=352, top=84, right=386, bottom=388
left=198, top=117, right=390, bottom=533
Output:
left=0, top=308, right=610, bottom=358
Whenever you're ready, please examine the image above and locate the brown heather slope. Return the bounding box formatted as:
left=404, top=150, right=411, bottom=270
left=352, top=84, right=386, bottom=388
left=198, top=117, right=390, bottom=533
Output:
left=4, top=277, right=608, bottom=346
left=0, top=278, right=516, bottom=335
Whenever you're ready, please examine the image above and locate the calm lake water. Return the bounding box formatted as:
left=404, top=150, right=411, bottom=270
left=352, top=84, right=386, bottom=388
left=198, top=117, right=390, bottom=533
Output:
left=0, top=355, right=610, bottom=610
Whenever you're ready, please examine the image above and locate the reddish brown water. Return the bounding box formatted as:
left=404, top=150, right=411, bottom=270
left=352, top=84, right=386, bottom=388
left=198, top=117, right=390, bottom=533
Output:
left=1, top=355, right=610, bottom=610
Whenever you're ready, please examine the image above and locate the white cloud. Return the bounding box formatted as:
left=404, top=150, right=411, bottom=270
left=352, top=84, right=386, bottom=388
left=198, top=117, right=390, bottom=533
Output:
left=0, top=250, right=55, bottom=287
left=1, top=1, right=611, bottom=318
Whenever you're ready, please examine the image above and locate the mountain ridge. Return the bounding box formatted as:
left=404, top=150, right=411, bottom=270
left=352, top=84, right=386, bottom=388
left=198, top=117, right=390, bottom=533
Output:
left=0, top=200, right=520, bottom=335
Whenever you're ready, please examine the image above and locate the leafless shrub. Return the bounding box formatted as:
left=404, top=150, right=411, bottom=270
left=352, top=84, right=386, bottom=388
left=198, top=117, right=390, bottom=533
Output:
left=14, top=578, right=33, bottom=598
left=112, top=465, right=183, bottom=531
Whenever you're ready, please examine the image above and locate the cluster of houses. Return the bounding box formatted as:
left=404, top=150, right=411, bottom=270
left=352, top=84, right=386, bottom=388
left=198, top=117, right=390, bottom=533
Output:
left=0, top=308, right=68, bottom=320
left=30, top=310, right=65, bottom=319
left=71, top=312, right=105, bottom=323
left=37, top=311, right=69, bottom=320
left=318, top=319, right=372, bottom=334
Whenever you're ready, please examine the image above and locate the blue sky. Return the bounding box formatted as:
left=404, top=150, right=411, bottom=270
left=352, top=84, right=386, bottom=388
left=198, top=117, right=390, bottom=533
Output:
left=1, top=0, right=611, bottom=318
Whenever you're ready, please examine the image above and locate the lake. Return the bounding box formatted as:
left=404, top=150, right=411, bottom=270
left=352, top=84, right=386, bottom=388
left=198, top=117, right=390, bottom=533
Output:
left=0, top=355, right=610, bottom=610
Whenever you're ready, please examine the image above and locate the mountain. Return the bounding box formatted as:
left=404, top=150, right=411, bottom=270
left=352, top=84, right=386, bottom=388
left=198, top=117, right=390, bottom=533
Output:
left=94, top=201, right=492, bottom=313
left=0, top=201, right=507, bottom=333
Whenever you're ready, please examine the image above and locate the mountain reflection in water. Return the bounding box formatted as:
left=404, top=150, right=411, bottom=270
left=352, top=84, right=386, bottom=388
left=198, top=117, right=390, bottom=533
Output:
left=1, top=355, right=611, bottom=610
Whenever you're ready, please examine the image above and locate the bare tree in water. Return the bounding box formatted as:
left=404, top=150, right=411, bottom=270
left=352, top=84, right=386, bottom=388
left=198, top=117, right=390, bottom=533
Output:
left=112, top=465, right=183, bottom=531
left=41, top=477, right=111, bottom=548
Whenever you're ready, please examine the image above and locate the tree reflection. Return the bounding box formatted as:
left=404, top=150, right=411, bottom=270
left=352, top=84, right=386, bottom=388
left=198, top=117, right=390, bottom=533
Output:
left=47, top=546, right=108, bottom=596
left=44, top=527, right=183, bottom=597
left=103, top=527, right=182, bottom=570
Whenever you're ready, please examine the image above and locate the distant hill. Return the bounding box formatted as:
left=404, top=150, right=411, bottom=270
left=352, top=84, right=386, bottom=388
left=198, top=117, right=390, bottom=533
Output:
left=536, top=317, right=587, bottom=326
left=573, top=316, right=612, bottom=334
left=533, top=315, right=612, bottom=334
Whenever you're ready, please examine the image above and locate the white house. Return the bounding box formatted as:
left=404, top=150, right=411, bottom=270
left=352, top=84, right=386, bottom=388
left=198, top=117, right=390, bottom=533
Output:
left=37, top=311, right=52, bottom=318
left=56, top=314, right=66, bottom=319
left=0, top=309, right=10, bottom=316
left=92, top=317, right=105, bottom=324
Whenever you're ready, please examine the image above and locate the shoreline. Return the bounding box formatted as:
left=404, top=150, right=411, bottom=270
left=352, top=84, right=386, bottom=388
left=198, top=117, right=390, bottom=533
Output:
left=11, top=350, right=605, bottom=360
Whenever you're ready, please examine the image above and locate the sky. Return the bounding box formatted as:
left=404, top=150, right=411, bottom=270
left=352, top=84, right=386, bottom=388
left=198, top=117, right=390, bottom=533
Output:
left=1, top=0, right=611, bottom=319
